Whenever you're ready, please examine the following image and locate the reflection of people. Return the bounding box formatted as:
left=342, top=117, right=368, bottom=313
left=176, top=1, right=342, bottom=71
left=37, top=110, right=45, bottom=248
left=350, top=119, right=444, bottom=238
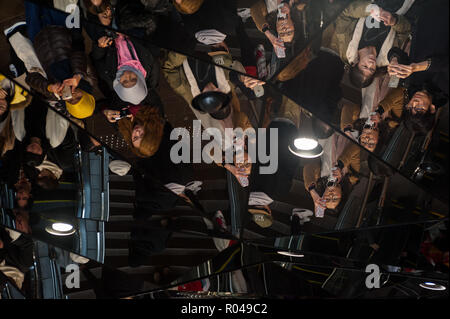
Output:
left=25, top=26, right=95, bottom=119
left=326, top=0, right=411, bottom=88
left=303, top=159, right=352, bottom=216
left=106, top=106, right=164, bottom=158
left=162, top=51, right=256, bottom=187
left=251, top=0, right=300, bottom=52
left=91, top=31, right=160, bottom=107
left=0, top=74, right=32, bottom=156
left=0, top=226, right=34, bottom=291
left=340, top=88, right=404, bottom=152
left=387, top=0, right=449, bottom=96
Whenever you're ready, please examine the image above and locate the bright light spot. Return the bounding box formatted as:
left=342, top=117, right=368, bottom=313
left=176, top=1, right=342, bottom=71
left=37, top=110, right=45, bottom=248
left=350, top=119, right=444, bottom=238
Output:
left=294, top=138, right=318, bottom=151
left=419, top=282, right=446, bottom=291
left=52, top=223, right=74, bottom=232
left=277, top=251, right=305, bottom=258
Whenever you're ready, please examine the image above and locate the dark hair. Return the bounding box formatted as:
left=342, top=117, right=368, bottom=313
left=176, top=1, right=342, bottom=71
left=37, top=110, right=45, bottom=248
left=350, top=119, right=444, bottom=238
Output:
left=402, top=82, right=448, bottom=135
left=36, top=175, right=59, bottom=190
left=24, top=151, right=45, bottom=167
left=402, top=111, right=435, bottom=135
left=83, top=0, right=111, bottom=15
left=349, top=64, right=376, bottom=89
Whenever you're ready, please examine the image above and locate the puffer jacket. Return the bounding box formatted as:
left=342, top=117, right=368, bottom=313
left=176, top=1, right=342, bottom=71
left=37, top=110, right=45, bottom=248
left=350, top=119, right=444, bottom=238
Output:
left=26, top=26, right=88, bottom=100
left=116, top=0, right=158, bottom=36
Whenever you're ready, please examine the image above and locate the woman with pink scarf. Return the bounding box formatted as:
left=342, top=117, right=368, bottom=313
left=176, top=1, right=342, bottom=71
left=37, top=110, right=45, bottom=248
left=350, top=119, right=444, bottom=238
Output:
left=91, top=29, right=160, bottom=108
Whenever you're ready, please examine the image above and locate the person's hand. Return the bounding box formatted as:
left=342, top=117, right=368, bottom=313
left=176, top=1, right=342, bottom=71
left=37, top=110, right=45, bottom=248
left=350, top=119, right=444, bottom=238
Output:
left=63, top=74, right=82, bottom=93
left=211, top=41, right=230, bottom=53
left=98, top=36, right=113, bottom=48
left=239, top=75, right=265, bottom=89
left=47, top=83, right=64, bottom=95
left=310, top=189, right=326, bottom=213
left=332, top=167, right=343, bottom=183
left=370, top=112, right=381, bottom=127
left=387, top=63, right=415, bottom=79
left=266, top=31, right=285, bottom=51
left=0, top=88, right=8, bottom=99
left=225, top=164, right=250, bottom=187
left=379, top=8, right=397, bottom=26
left=103, top=109, right=120, bottom=123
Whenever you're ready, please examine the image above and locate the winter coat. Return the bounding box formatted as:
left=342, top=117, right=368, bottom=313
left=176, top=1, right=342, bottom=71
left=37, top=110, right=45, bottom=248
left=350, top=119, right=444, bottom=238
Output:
left=91, top=36, right=160, bottom=107
left=25, top=25, right=89, bottom=101
left=325, top=0, right=411, bottom=66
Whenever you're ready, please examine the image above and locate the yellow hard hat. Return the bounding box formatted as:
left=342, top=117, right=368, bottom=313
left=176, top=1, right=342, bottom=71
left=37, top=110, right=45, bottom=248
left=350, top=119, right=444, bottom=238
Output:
left=66, top=90, right=95, bottom=119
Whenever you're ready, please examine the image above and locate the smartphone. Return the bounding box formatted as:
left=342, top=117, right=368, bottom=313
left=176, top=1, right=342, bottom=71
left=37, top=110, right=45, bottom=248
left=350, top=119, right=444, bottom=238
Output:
left=275, top=45, right=286, bottom=59
left=115, top=108, right=130, bottom=121
left=253, top=85, right=264, bottom=98
left=388, top=75, right=400, bottom=88
left=238, top=176, right=249, bottom=187
left=105, top=29, right=118, bottom=40
left=315, top=205, right=325, bottom=218
left=61, top=85, right=72, bottom=100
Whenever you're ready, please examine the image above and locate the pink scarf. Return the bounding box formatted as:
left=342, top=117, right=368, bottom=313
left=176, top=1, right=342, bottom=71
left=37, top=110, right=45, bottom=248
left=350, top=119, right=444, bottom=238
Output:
left=114, top=34, right=147, bottom=78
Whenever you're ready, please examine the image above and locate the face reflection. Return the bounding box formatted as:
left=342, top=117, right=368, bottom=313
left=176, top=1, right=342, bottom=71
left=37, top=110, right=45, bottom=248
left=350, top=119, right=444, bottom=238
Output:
left=406, top=91, right=434, bottom=115
left=120, top=71, right=138, bottom=88
left=16, top=190, right=30, bottom=208
left=98, top=6, right=112, bottom=26
left=360, top=128, right=379, bottom=152
left=322, top=186, right=342, bottom=210
left=276, top=6, right=295, bottom=43
left=26, top=137, right=43, bottom=155
left=132, top=124, right=144, bottom=148
left=358, top=46, right=377, bottom=78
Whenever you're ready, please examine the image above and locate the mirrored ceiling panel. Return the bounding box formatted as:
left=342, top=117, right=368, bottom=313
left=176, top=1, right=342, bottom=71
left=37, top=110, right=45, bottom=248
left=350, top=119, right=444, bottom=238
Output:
left=271, top=0, right=449, bottom=203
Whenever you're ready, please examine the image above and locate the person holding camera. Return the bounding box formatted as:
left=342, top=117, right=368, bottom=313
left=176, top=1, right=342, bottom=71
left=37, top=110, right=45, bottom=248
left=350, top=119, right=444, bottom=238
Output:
left=91, top=29, right=161, bottom=109
left=25, top=25, right=96, bottom=119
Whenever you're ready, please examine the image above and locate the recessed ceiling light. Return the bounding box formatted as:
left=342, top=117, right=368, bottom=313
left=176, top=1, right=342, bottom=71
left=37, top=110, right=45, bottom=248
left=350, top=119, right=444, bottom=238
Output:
left=45, top=223, right=76, bottom=236
left=419, top=282, right=447, bottom=291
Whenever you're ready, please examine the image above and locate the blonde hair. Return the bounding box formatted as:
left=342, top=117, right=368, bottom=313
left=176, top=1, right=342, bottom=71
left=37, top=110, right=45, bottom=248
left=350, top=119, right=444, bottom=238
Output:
left=173, top=0, right=204, bottom=14
left=118, top=106, right=165, bottom=158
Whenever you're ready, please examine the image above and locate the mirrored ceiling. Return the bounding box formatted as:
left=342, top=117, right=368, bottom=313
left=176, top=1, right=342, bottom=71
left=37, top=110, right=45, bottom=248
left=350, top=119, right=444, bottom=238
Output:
left=0, top=0, right=447, bottom=300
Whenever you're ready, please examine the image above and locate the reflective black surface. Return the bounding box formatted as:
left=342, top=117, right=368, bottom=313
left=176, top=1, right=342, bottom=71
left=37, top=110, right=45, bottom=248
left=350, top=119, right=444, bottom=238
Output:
left=0, top=0, right=447, bottom=300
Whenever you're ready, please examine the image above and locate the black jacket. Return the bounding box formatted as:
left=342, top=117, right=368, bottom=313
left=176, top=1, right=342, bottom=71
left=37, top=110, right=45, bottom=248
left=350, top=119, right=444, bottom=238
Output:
left=26, top=26, right=89, bottom=101
left=91, top=36, right=160, bottom=107
left=0, top=227, right=34, bottom=274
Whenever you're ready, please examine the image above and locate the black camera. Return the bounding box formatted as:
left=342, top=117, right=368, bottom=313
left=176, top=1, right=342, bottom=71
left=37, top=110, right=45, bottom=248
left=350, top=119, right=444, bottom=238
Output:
left=105, top=29, right=118, bottom=40
left=115, top=108, right=130, bottom=120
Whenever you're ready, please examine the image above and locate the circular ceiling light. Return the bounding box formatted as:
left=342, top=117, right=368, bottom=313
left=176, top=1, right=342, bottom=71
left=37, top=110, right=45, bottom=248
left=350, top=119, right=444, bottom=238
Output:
left=289, top=138, right=323, bottom=159
left=45, top=222, right=76, bottom=236
left=294, top=138, right=319, bottom=151
left=277, top=251, right=305, bottom=258
left=419, top=282, right=447, bottom=291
